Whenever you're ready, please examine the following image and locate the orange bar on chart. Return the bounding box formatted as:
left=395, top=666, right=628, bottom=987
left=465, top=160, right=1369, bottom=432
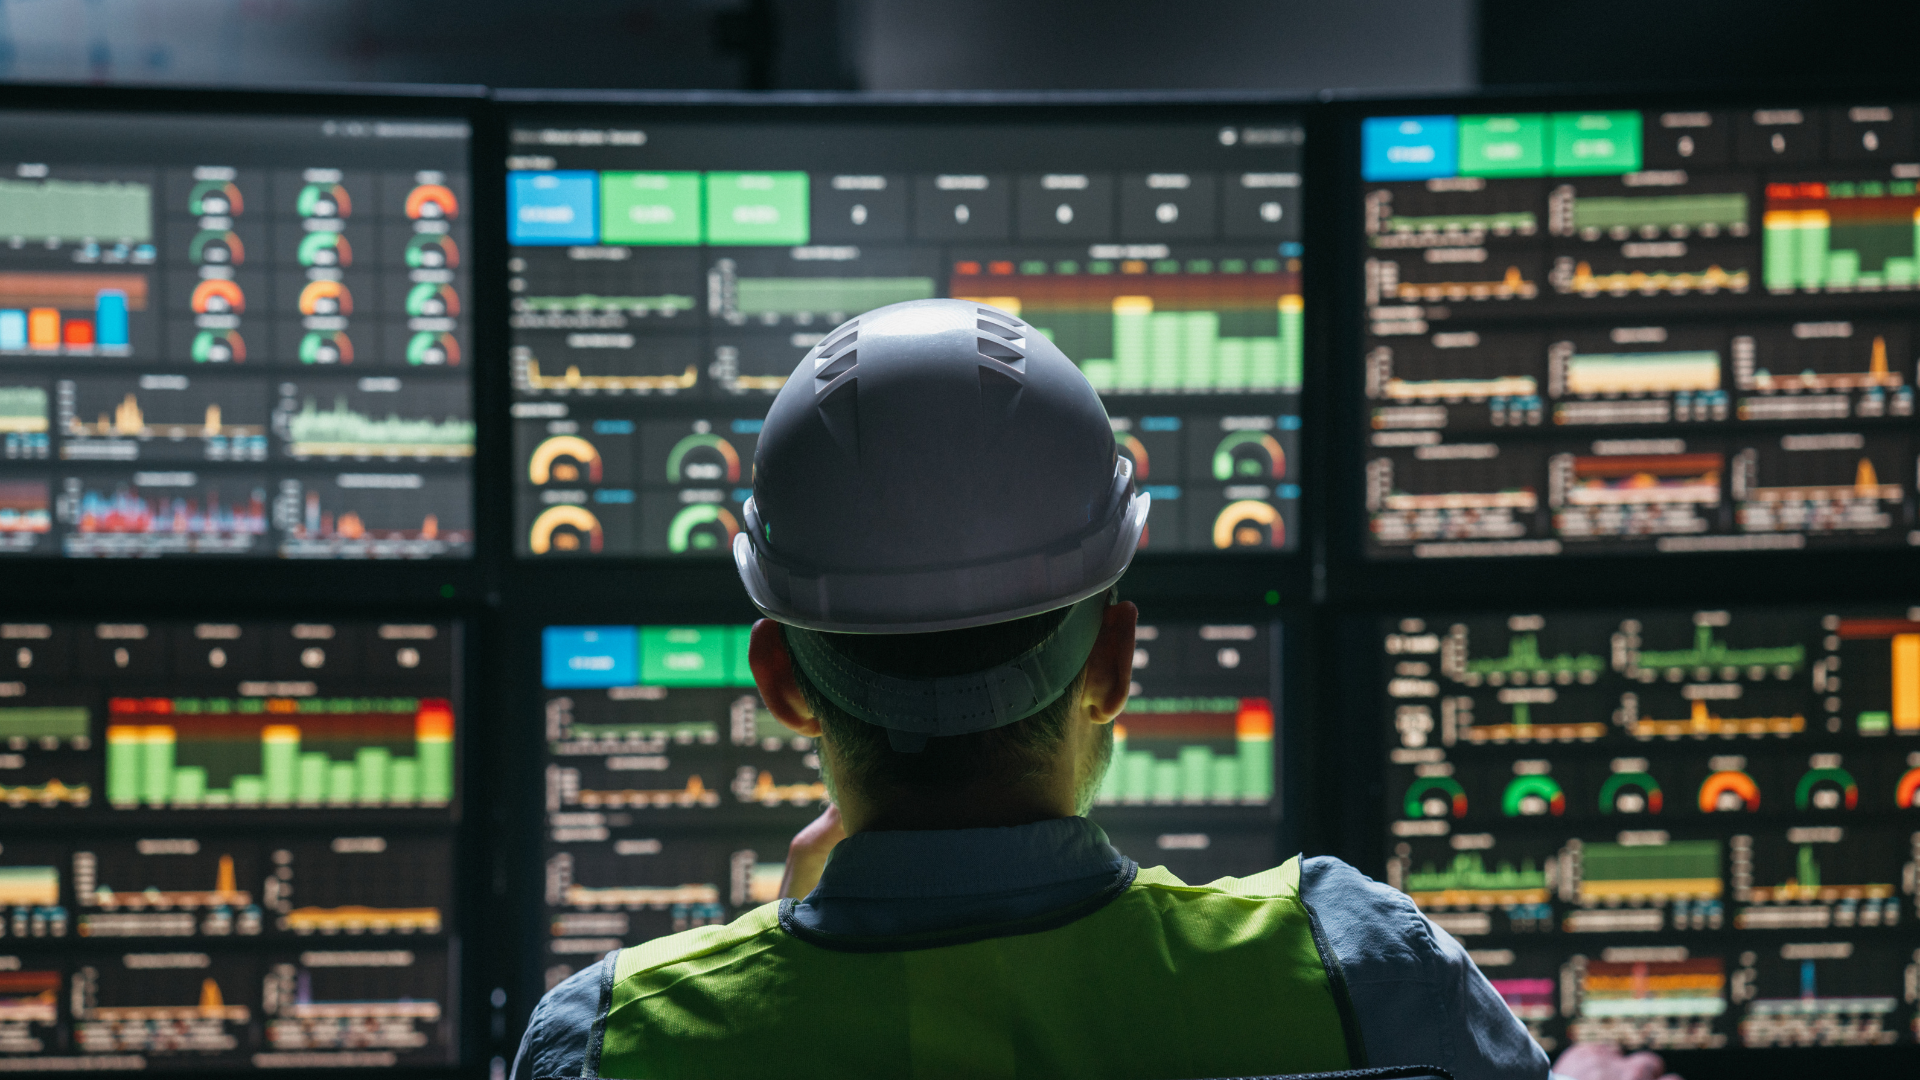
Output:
left=26, top=308, right=58, bottom=348
left=1895, top=634, right=1920, bottom=731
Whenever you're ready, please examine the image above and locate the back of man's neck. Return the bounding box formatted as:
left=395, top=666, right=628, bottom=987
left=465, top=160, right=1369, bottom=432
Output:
left=844, top=786, right=1073, bottom=833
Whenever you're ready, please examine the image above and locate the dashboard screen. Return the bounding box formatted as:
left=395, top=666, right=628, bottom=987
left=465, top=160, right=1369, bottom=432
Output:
left=506, top=108, right=1305, bottom=558
left=1381, top=605, right=1920, bottom=1052
left=535, top=616, right=1279, bottom=989
left=0, top=618, right=461, bottom=1071
left=0, top=110, right=472, bottom=559
left=1360, top=103, right=1919, bottom=560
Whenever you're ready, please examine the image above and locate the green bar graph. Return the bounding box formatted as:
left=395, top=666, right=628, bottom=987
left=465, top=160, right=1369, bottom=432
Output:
left=389, top=759, right=419, bottom=805
left=1765, top=189, right=1920, bottom=292
left=328, top=762, right=357, bottom=804
left=1797, top=213, right=1829, bottom=287
left=1084, top=295, right=1301, bottom=393
left=142, top=731, right=174, bottom=805
left=171, top=766, right=205, bottom=805
left=1097, top=726, right=1273, bottom=805
left=298, top=753, right=329, bottom=803
left=418, top=737, right=453, bottom=804
left=1181, top=312, right=1218, bottom=390
left=355, top=748, right=390, bottom=804
left=262, top=728, right=298, bottom=804
left=1763, top=213, right=1799, bottom=291
left=1148, top=313, right=1183, bottom=390
left=1113, top=299, right=1150, bottom=389
left=104, top=699, right=456, bottom=809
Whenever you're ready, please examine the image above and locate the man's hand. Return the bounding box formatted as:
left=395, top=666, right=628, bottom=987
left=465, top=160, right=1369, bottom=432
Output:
left=778, top=803, right=846, bottom=901
left=1553, top=1043, right=1680, bottom=1080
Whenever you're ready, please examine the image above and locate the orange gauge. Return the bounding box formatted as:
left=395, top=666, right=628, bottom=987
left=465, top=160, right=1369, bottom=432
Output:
left=298, top=280, right=353, bottom=317
left=406, top=184, right=459, bottom=220
left=189, top=278, right=246, bottom=315
left=530, top=505, right=603, bottom=554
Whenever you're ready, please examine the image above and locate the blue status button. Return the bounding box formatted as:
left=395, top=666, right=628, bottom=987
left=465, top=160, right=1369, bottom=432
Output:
left=542, top=625, right=638, bottom=688
left=1362, top=116, right=1459, bottom=181
left=510, top=171, right=598, bottom=245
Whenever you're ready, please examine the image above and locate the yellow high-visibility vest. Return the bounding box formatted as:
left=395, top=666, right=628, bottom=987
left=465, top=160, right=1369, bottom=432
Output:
left=596, top=857, right=1360, bottom=1080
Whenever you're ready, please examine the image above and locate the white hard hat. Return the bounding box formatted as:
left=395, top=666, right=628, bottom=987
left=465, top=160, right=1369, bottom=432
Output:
left=732, top=297, right=1148, bottom=749
left=734, top=297, right=1148, bottom=635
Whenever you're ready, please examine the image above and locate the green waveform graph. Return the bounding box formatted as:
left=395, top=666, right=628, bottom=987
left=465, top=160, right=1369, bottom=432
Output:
left=285, top=398, right=475, bottom=459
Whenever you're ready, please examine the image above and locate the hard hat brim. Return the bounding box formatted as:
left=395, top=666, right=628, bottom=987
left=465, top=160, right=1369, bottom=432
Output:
left=735, top=487, right=1148, bottom=635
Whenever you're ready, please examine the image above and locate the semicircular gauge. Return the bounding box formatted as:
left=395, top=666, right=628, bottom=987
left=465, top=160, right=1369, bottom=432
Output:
left=406, top=184, right=459, bottom=220
left=1502, top=774, right=1565, bottom=817
left=298, top=182, right=352, bottom=219
left=407, top=332, right=461, bottom=367
left=298, top=331, right=353, bottom=365
left=405, top=233, right=461, bottom=269
left=668, top=504, right=740, bottom=554
left=1698, top=769, right=1760, bottom=812
left=1598, top=771, right=1663, bottom=814
left=188, top=179, right=243, bottom=216
left=1404, top=775, right=1468, bottom=820
left=1212, top=430, right=1286, bottom=482
left=405, top=283, right=461, bottom=319
left=297, top=231, right=352, bottom=268
left=298, top=280, right=352, bottom=317
left=190, top=278, right=246, bottom=315
left=1212, top=499, right=1284, bottom=549
left=666, top=433, right=741, bottom=485
left=190, top=329, right=245, bottom=364
left=529, top=505, right=603, bottom=555
left=188, top=229, right=245, bottom=266
left=1794, top=766, right=1858, bottom=811
left=529, top=436, right=603, bottom=486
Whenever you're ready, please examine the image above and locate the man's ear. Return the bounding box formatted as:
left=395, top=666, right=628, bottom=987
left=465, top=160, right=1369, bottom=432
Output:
left=1080, top=601, right=1138, bottom=726
left=749, top=619, right=821, bottom=737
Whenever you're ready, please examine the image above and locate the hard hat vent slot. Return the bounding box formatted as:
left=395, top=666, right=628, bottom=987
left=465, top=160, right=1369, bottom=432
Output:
left=814, top=349, right=858, bottom=387
left=977, top=318, right=1022, bottom=342
left=817, top=325, right=858, bottom=356
left=977, top=337, right=1024, bottom=367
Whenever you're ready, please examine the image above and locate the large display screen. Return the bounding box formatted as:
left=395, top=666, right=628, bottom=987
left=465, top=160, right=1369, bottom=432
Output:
left=535, top=616, right=1279, bottom=989
left=0, top=110, right=473, bottom=559
left=506, top=109, right=1305, bottom=558
left=1380, top=606, right=1920, bottom=1052
left=1359, top=103, right=1919, bottom=560
left=0, top=618, right=461, bottom=1071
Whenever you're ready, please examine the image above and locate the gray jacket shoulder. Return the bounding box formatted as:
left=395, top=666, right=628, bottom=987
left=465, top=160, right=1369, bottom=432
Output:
left=1300, top=856, right=1551, bottom=1080
left=510, top=955, right=613, bottom=1080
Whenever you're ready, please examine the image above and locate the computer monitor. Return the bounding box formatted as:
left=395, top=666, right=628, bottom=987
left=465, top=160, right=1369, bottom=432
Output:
left=502, top=100, right=1305, bottom=559
left=533, top=614, right=1280, bottom=988
left=0, top=105, right=473, bottom=558
left=1378, top=605, right=1919, bottom=1053
left=1356, top=101, right=1917, bottom=561
left=0, top=618, right=463, bottom=1070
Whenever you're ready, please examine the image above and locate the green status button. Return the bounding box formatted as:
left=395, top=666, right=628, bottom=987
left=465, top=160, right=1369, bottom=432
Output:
left=1551, top=112, right=1642, bottom=175
left=705, top=171, right=810, bottom=245
left=601, top=171, right=702, bottom=245
left=640, top=625, right=732, bottom=686
left=1458, top=114, right=1546, bottom=177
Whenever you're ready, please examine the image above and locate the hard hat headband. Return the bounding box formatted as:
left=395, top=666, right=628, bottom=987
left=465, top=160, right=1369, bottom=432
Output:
left=783, top=588, right=1116, bottom=754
